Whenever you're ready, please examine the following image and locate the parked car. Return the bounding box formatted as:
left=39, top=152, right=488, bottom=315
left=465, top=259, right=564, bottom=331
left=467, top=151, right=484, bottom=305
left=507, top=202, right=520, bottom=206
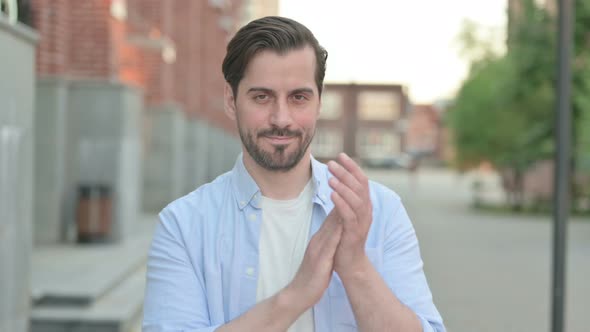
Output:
left=362, top=153, right=415, bottom=169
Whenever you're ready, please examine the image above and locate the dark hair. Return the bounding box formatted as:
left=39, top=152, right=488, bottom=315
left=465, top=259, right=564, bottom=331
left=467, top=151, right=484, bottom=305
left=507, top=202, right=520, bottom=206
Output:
left=222, top=16, right=328, bottom=97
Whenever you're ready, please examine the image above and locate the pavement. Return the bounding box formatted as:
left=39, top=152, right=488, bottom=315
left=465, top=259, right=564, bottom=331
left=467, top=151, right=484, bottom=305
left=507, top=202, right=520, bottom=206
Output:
left=30, top=214, right=158, bottom=332
left=29, top=168, right=589, bottom=332
left=366, top=168, right=590, bottom=332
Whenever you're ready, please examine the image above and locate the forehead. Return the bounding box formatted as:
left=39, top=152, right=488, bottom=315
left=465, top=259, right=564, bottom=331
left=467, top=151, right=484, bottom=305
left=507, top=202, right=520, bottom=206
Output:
left=239, top=46, right=317, bottom=93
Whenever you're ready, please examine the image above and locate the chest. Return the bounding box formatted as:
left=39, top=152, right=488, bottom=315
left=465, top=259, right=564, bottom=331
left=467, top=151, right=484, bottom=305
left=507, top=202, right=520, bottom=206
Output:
left=197, top=202, right=382, bottom=330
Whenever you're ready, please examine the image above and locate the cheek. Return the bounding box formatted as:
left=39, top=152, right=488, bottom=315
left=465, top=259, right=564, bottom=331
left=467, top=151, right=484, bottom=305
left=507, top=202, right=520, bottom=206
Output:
left=297, top=114, right=317, bottom=130
left=237, top=107, right=267, bottom=129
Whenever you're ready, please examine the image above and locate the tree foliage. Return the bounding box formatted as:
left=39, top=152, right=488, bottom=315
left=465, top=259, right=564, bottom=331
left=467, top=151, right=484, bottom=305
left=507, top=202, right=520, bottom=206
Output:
left=447, top=0, right=590, bottom=208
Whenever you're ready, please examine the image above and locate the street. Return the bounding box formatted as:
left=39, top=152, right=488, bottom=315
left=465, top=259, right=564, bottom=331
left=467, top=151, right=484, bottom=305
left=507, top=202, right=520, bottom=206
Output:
left=367, top=168, right=590, bottom=332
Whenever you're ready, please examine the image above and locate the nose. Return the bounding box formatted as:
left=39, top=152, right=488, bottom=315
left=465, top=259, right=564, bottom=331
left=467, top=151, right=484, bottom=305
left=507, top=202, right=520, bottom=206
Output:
left=269, top=99, right=292, bottom=128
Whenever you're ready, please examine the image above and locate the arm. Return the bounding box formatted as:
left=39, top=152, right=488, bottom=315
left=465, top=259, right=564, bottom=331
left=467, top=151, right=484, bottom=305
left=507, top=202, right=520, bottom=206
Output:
left=328, top=153, right=443, bottom=331
left=214, top=286, right=304, bottom=332
left=378, top=202, right=446, bottom=331
left=143, top=203, right=343, bottom=332
left=143, top=209, right=217, bottom=332
left=339, top=256, right=421, bottom=332
left=217, top=210, right=343, bottom=332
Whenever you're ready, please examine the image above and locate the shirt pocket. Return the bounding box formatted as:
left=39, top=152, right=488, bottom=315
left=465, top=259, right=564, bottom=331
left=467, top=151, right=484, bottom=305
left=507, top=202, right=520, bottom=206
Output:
left=327, top=248, right=380, bottom=331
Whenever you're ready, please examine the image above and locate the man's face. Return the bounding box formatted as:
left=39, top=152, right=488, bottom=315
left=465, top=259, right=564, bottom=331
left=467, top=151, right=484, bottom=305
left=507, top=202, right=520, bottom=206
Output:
left=225, top=46, right=320, bottom=172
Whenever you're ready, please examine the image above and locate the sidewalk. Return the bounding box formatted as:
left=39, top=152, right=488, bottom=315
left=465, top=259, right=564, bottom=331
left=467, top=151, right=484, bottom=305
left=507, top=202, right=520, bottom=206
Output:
left=367, top=167, right=590, bottom=332
left=30, top=214, right=158, bottom=332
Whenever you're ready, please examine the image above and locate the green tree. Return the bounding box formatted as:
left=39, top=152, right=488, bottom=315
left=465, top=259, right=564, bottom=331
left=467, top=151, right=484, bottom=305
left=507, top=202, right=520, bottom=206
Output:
left=573, top=0, right=590, bottom=206
left=449, top=0, right=590, bottom=211
left=448, top=0, right=555, bottom=209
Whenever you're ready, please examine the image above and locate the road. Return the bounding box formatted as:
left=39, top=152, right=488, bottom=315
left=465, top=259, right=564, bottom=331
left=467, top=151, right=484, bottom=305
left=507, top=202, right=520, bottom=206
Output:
left=366, top=168, right=590, bottom=332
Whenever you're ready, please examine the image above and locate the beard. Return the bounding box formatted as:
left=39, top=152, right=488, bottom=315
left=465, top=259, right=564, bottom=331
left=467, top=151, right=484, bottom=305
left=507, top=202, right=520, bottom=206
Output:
left=237, top=117, right=315, bottom=172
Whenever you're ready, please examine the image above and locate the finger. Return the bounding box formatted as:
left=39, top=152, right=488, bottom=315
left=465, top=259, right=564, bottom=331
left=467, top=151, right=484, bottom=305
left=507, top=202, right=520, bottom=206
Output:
left=323, top=219, right=342, bottom=254
left=313, top=210, right=340, bottom=241
left=327, top=160, right=363, bottom=194
left=331, top=191, right=358, bottom=227
left=311, top=212, right=342, bottom=259
left=337, top=153, right=369, bottom=190
left=328, top=176, right=363, bottom=211
left=325, top=223, right=343, bottom=257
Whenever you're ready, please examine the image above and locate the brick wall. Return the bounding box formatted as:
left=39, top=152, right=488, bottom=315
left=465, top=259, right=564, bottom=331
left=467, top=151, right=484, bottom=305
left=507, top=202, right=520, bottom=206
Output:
left=31, top=0, right=242, bottom=133
left=31, top=0, right=70, bottom=75
left=316, top=84, right=408, bottom=161
left=32, top=0, right=121, bottom=79
left=68, top=1, right=113, bottom=78
left=405, top=104, right=441, bottom=155
left=127, top=0, right=172, bottom=104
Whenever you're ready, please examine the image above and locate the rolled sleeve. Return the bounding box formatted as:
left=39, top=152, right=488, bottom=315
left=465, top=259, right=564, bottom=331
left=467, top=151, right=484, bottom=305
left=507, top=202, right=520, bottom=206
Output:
left=143, top=323, right=223, bottom=332
left=142, top=208, right=215, bottom=331
left=382, top=197, right=446, bottom=332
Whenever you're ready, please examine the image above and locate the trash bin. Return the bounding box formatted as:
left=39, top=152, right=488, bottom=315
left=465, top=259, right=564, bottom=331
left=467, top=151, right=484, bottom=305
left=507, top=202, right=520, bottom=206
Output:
left=76, top=184, right=113, bottom=243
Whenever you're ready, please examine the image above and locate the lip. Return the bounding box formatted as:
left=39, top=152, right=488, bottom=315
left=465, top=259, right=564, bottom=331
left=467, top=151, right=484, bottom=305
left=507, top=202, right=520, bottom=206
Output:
left=263, top=135, right=296, bottom=144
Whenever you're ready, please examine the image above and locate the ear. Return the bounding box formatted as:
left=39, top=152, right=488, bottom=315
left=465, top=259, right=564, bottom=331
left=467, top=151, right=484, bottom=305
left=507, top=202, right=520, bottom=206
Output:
left=224, top=83, right=237, bottom=121
left=316, top=96, right=322, bottom=120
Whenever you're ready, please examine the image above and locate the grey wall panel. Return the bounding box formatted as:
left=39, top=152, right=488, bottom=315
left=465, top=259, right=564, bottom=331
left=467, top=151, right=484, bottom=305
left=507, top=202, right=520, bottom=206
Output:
left=34, top=78, right=69, bottom=245
left=0, top=18, right=38, bottom=332
left=142, top=104, right=185, bottom=213
left=66, top=80, right=143, bottom=242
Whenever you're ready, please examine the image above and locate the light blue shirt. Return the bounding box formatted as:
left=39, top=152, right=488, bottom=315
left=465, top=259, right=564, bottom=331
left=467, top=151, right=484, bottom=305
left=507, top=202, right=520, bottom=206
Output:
left=143, top=155, right=445, bottom=331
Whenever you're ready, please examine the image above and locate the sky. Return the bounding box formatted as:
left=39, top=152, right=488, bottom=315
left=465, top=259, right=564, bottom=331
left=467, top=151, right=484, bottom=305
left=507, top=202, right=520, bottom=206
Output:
left=279, top=0, right=507, bottom=104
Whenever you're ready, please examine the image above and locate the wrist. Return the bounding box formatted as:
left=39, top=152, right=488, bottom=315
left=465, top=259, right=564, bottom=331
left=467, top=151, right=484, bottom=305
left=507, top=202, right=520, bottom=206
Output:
left=278, top=284, right=312, bottom=317
left=337, top=254, right=372, bottom=283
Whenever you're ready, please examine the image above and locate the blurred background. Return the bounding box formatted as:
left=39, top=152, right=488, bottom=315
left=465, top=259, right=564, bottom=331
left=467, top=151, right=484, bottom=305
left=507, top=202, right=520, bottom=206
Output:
left=0, top=0, right=588, bottom=331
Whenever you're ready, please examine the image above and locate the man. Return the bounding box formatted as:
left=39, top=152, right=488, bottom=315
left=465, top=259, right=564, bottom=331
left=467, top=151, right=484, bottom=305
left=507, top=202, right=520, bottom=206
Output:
left=143, top=16, right=445, bottom=332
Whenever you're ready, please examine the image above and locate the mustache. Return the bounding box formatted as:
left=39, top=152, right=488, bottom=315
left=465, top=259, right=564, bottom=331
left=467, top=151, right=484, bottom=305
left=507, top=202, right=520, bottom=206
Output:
left=257, top=128, right=302, bottom=138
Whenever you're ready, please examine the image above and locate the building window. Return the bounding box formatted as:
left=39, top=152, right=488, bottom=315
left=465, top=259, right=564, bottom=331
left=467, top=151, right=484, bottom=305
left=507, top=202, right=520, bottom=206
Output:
left=357, top=91, right=400, bottom=121
left=319, top=91, right=343, bottom=120
left=356, top=128, right=400, bottom=158
left=312, top=128, right=343, bottom=158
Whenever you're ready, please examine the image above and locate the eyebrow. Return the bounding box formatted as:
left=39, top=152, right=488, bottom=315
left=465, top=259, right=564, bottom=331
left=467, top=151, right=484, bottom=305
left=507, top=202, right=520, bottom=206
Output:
left=246, top=87, right=315, bottom=96
left=247, top=87, right=274, bottom=95
left=290, top=87, right=315, bottom=96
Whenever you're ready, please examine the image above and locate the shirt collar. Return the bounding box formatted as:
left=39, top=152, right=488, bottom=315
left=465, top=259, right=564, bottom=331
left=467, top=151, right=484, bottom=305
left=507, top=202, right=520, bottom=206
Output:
left=231, top=153, right=333, bottom=211
left=231, top=153, right=261, bottom=210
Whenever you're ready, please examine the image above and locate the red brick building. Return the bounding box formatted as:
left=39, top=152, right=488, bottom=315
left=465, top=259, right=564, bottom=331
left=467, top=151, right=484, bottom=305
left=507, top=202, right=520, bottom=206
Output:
left=30, top=0, right=242, bottom=132
left=405, top=104, right=443, bottom=158
left=313, top=83, right=409, bottom=164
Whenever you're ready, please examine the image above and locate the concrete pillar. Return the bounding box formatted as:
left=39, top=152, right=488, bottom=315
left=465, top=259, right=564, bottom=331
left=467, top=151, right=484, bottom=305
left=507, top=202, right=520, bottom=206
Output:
left=34, top=78, right=69, bottom=245
left=0, top=18, right=38, bottom=332
left=224, top=133, right=241, bottom=172
left=207, top=126, right=228, bottom=180
left=143, top=104, right=186, bottom=212
left=184, top=118, right=210, bottom=194
left=66, top=80, right=143, bottom=242
left=185, top=121, right=240, bottom=189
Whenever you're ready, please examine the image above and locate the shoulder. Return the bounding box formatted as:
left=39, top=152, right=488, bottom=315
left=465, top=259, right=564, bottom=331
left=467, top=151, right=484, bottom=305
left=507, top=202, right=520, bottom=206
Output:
left=159, top=171, right=234, bottom=229
left=368, top=180, right=403, bottom=213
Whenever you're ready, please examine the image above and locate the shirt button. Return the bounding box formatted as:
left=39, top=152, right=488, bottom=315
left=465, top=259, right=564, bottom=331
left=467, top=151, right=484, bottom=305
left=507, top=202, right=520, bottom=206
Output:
left=245, top=267, right=255, bottom=276
left=240, top=201, right=246, bottom=206
left=249, top=214, right=257, bottom=221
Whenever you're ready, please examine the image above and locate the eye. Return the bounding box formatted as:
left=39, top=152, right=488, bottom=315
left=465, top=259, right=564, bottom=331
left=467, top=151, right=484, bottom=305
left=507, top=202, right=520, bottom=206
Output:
left=254, top=94, right=269, bottom=102
left=292, top=94, right=308, bottom=103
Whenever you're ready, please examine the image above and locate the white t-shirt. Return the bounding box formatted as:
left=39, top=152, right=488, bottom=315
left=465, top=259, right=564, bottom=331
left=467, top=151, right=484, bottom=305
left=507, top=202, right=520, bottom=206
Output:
left=256, top=180, right=315, bottom=332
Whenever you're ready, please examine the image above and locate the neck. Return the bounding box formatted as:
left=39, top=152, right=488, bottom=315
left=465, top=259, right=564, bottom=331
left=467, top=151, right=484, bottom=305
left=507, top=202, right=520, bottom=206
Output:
left=242, top=150, right=312, bottom=200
